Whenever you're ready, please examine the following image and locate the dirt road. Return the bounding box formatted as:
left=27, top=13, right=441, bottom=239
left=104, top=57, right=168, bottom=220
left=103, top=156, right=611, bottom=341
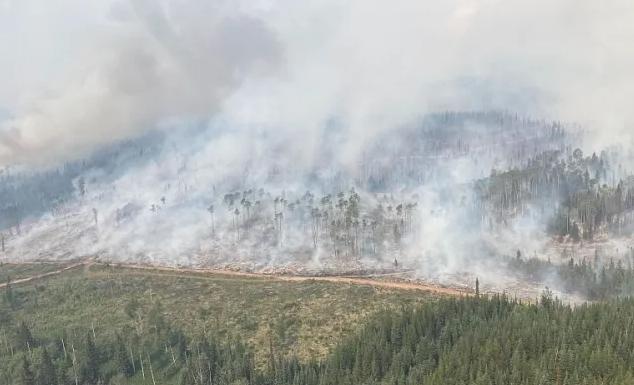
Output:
left=0, top=262, right=85, bottom=289
left=0, top=259, right=469, bottom=296
left=115, top=263, right=470, bottom=296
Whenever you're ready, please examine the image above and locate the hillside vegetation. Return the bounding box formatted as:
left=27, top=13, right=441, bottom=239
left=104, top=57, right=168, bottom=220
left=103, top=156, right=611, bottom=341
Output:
left=0, top=264, right=430, bottom=384
left=3, top=264, right=634, bottom=384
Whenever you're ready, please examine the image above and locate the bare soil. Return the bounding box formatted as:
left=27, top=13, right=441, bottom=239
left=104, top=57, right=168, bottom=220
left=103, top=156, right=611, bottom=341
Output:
left=0, top=259, right=470, bottom=296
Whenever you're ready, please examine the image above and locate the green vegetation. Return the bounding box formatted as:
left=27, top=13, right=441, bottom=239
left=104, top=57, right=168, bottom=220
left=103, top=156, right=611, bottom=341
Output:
left=287, top=294, right=634, bottom=385
left=0, top=262, right=66, bottom=283
left=5, top=266, right=634, bottom=385
left=0, top=264, right=430, bottom=383
left=475, top=147, right=634, bottom=241
left=508, top=253, right=634, bottom=300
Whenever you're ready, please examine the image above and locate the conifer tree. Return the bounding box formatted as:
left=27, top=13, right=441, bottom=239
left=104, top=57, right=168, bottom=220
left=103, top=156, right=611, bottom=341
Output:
left=20, top=355, right=35, bottom=385
left=115, top=336, right=133, bottom=377
left=80, top=333, right=99, bottom=385
left=37, top=347, right=56, bottom=385
left=16, top=322, right=35, bottom=350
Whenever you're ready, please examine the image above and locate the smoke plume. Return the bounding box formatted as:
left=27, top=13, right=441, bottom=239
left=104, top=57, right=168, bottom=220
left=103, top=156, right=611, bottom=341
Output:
left=2, top=0, right=634, bottom=167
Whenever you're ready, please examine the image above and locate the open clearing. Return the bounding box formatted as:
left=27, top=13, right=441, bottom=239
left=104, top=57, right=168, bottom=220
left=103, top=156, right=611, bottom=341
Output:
left=1, top=259, right=469, bottom=296
left=1, top=261, right=447, bottom=365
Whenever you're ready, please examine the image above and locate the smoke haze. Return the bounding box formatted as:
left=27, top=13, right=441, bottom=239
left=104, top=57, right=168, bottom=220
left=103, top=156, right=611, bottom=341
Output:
left=1, top=0, right=634, bottom=167
left=2, top=1, right=634, bottom=302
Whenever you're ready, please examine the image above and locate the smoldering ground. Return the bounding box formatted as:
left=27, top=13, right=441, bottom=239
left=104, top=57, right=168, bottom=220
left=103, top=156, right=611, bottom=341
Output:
left=2, top=0, right=634, bottom=300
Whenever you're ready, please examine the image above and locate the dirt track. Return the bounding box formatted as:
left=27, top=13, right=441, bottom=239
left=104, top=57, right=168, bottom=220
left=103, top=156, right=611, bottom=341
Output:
left=106, top=263, right=470, bottom=296
left=0, top=262, right=85, bottom=288
left=0, top=260, right=470, bottom=296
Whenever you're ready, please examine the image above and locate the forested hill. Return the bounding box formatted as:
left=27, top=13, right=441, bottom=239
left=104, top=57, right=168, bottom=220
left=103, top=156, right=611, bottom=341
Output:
left=475, top=146, right=634, bottom=241
left=0, top=111, right=568, bottom=234
left=8, top=293, right=634, bottom=385
left=0, top=131, right=165, bottom=231
left=297, top=294, right=634, bottom=385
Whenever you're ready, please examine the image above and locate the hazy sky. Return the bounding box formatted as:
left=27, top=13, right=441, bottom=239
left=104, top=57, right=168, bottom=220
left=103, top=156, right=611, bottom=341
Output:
left=1, top=0, right=633, bottom=166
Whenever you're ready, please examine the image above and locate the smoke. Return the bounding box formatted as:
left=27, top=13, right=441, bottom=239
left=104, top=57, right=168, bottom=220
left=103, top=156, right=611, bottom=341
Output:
left=2, top=0, right=634, bottom=301
left=2, top=0, right=634, bottom=168
left=0, top=0, right=281, bottom=166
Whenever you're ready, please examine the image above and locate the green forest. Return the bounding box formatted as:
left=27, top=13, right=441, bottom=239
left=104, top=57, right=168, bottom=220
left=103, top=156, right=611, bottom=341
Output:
left=4, top=280, right=634, bottom=385
left=507, top=252, right=634, bottom=300
left=476, top=147, right=634, bottom=241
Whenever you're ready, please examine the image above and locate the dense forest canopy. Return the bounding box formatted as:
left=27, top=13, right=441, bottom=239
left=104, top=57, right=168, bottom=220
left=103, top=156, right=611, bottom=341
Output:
left=4, top=290, right=634, bottom=385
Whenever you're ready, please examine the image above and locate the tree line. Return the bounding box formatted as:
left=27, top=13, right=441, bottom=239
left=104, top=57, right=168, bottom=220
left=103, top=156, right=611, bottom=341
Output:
left=6, top=294, right=634, bottom=384
left=507, top=250, right=634, bottom=300
left=476, top=146, right=634, bottom=241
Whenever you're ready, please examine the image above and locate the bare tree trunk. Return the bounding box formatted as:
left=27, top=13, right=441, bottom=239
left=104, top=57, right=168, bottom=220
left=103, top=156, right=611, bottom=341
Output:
left=71, top=343, right=79, bottom=385
left=140, top=353, right=145, bottom=379
left=129, top=345, right=136, bottom=373
left=170, top=346, right=176, bottom=365
left=147, top=353, right=157, bottom=385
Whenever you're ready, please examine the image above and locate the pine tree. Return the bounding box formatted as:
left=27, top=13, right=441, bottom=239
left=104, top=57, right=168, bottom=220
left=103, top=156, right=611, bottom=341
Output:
left=37, top=347, right=57, bottom=385
left=116, top=337, right=133, bottom=377
left=16, top=321, right=35, bottom=350
left=20, top=355, right=35, bottom=385
left=179, top=364, right=196, bottom=385
left=81, top=334, right=99, bottom=385
left=5, top=275, right=15, bottom=309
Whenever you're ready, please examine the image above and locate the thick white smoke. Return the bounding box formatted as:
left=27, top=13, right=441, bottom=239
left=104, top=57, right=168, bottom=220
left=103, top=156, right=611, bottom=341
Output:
left=1, top=0, right=634, bottom=302
left=2, top=0, right=634, bottom=168
left=0, top=0, right=281, bottom=166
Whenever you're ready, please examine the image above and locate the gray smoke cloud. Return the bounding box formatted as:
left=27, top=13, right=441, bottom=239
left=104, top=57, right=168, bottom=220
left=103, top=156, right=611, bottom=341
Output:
left=2, top=0, right=634, bottom=167
left=0, top=0, right=281, bottom=165
left=2, top=0, right=634, bottom=303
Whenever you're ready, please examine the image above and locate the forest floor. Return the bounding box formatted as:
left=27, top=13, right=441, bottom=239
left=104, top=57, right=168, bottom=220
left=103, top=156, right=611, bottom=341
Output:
left=0, top=261, right=445, bottom=366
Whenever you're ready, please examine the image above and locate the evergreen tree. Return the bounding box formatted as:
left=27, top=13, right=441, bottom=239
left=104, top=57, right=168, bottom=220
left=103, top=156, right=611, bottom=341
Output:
left=115, top=336, right=133, bottom=377
left=37, top=347, right=56, bottom=385
left=4, top=275, right=15, bottom=309
left=16, top=321, right=35, bottom=350
left=20, top=355, right=35, bottom=385
left=80, top=334, right=99, bottom=385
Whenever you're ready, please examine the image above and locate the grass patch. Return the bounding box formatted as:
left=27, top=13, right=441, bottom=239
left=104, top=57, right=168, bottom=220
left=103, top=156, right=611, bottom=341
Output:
left=0, top=262, right=66, bottom=283
left=3, top=264, right=434, bottom=366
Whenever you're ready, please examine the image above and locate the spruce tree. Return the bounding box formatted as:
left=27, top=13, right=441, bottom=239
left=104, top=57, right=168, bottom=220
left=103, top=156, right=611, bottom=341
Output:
left=16, top=321, right=35, bottom=350
left=20, top=355, right=35, bottom=385
left=80, top=334, right=99, bottom=385
left=4, top=275, right=14, bottom=309
left=115, top=337, right=133, bottom=377
left=37, top=347, right=56, bottom=385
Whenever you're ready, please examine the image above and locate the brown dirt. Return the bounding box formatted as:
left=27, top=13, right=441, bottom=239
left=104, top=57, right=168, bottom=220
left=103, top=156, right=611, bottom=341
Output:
left=0, top=259, right=470, bottom=297
left=0, top=262, right=85, bottom=288
left=116, top=263, right=470, bottom=296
